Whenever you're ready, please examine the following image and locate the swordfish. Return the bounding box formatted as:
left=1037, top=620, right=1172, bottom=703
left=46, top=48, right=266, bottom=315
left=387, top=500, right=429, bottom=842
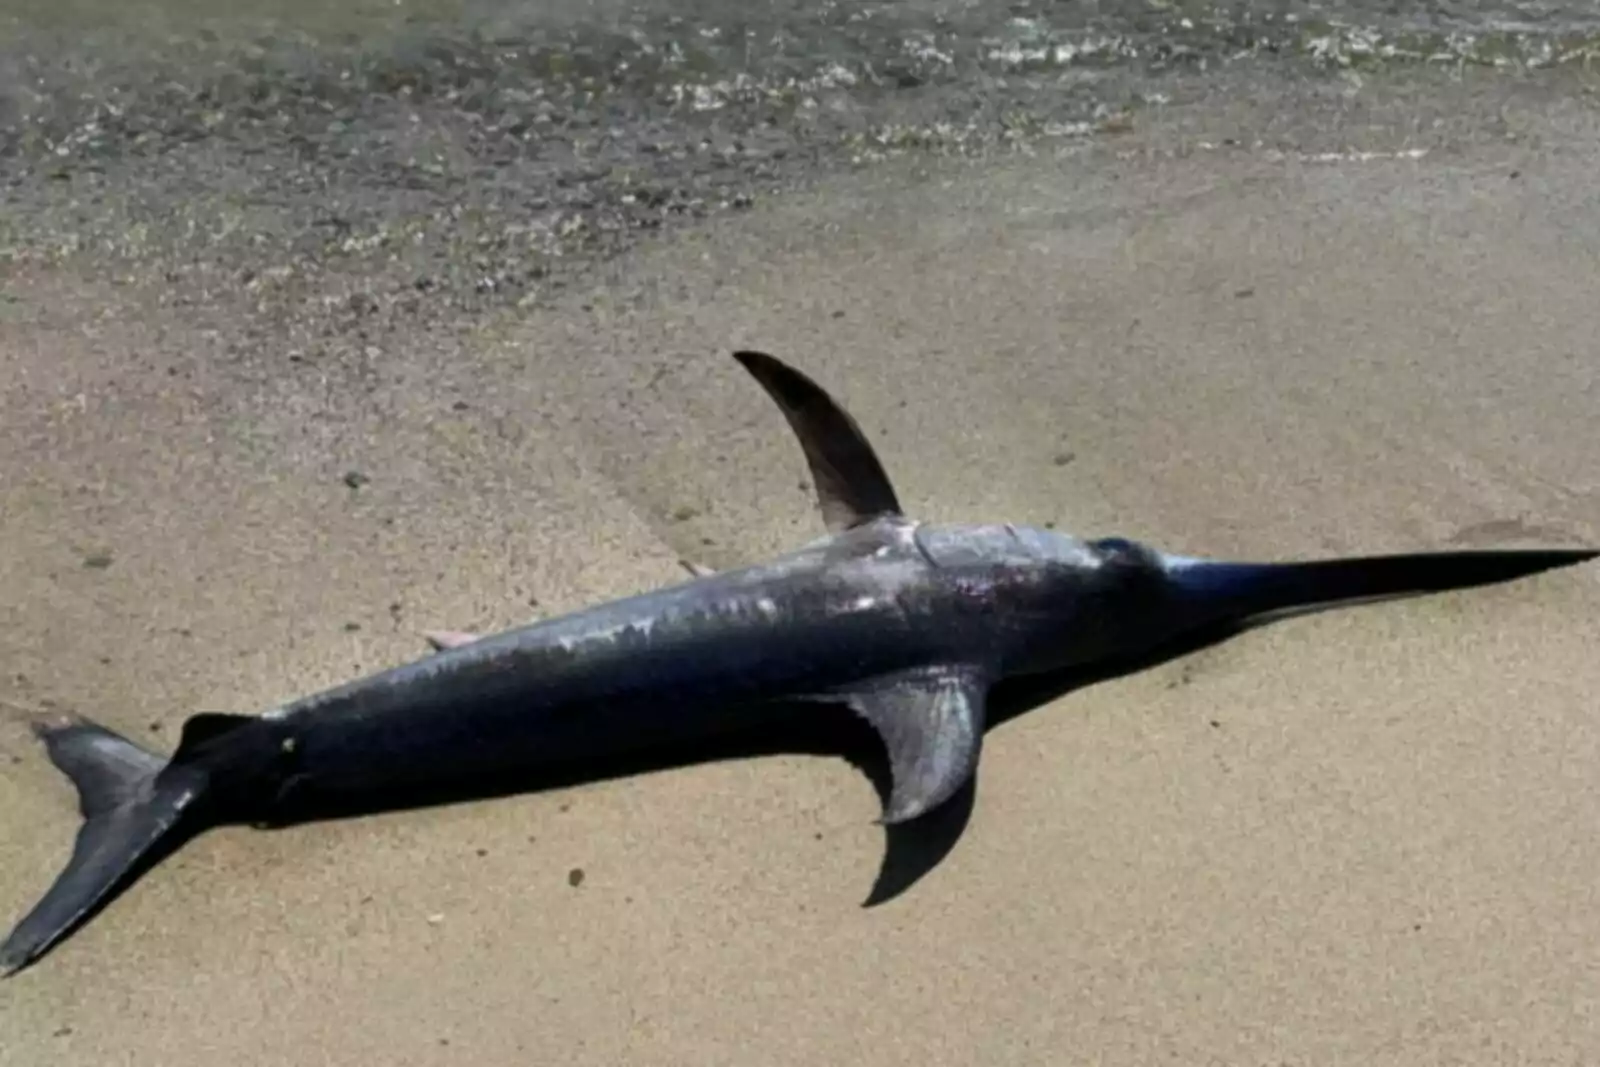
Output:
left=2, top=349, right=1596, bottom=977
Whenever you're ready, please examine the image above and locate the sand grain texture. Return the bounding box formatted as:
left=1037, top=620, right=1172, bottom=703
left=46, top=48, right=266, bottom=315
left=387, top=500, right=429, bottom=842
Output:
left=4, top=104, right=1600, bottom=1065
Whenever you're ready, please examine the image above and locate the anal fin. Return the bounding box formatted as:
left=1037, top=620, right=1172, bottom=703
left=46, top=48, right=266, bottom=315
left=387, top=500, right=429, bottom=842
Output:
left=174, top=713, right=256, bottom=759
left=830, top=664, right=989, bottom=825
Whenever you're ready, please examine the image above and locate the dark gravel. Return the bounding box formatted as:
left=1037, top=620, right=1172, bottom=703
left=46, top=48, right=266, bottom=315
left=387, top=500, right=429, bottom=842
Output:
left=2, top=0, right=1596, bottom=368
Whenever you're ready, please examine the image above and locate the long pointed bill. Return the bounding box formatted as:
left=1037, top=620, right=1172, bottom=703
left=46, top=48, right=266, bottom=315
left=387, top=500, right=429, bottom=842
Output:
left=1158, top=548, right=1599, bottom=625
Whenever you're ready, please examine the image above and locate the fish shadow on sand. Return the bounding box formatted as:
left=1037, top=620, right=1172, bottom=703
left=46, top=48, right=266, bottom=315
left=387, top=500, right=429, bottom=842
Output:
left=6, top=603, right=1462, bottom=960
left=867, top=618, right=1246, bottom=903
left=89, top=618, right=1249, bottom=925
left=11, top=347, right=1596, bottom=977
left=0, top=583, right=1556, bottom=976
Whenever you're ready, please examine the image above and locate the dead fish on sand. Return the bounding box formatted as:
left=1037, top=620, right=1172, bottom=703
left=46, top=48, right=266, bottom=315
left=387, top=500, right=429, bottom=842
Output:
left=3, top=349, right=1595, bottom=976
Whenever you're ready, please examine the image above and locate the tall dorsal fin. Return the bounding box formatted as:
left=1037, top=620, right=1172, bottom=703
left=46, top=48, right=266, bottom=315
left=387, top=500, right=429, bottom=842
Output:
left=732, top=350, right=903, bottom=533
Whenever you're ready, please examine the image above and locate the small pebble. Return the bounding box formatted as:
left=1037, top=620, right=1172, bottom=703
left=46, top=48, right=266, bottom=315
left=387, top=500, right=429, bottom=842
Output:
left=567, top=868, right=585, bottom=888
left=343, top=471, right=370, bottom=490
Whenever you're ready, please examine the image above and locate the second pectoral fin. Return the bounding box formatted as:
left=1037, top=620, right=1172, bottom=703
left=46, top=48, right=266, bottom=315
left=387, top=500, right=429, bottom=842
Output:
left=423, top=630, right=482, bottom=652
left=827, top=664, right=990, bottom=825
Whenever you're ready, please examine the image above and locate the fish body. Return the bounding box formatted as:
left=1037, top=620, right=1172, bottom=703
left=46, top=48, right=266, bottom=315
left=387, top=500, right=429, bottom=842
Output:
left=3, top=349, right=1594, bottom=977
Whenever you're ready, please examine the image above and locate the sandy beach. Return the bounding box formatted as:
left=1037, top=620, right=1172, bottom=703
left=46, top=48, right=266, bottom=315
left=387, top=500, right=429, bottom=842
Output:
left=4, top=37, right=1600, bottom=1067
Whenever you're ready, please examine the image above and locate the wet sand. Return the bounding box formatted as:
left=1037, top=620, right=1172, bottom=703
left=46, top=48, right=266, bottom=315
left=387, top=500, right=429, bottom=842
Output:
left=4, top=81, right=1600, bottom=1065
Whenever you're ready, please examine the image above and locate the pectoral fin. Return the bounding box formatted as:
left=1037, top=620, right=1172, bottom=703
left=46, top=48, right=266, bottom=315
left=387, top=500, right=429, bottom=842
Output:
left=831, top=664, right=989, bottom=825
left=732, top=350, right=903, bottom=533
left=423, top=630, right=482, bottom=652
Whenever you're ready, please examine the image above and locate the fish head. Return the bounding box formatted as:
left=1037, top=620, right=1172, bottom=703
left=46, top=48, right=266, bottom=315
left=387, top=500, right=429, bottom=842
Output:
left=1013, top=531, right=1184, bottom=666
left=912, top=523, right=1178, bottom=673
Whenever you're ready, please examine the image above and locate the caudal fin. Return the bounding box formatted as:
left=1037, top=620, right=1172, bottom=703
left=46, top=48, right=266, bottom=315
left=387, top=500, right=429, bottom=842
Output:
left=1162, top=548, right=1599, bottom=623
left=0, top=715, right=208, bottom=978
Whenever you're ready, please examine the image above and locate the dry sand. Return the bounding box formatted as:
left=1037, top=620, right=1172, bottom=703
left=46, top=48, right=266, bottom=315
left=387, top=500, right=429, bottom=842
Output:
left=4, top=86, right=1600, bottom=1065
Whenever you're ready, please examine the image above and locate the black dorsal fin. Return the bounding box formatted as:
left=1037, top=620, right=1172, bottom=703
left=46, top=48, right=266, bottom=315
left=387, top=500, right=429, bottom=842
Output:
left=732, top=350, right=903, bottom=533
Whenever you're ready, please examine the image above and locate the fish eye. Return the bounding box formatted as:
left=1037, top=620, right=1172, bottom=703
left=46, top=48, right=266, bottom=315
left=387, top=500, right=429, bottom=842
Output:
left=1094, top=537, right=1136, bottom=554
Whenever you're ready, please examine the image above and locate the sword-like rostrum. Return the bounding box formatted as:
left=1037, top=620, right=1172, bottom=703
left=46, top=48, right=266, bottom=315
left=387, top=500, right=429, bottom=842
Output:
left=3, top=348, right=1595, bottom=977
